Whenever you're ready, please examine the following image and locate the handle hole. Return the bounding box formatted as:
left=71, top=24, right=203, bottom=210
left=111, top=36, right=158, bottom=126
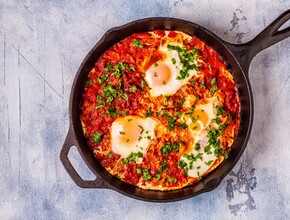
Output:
left=68, top=145, right=96, bottom=181
left=277, top=18, right=290, bottom=32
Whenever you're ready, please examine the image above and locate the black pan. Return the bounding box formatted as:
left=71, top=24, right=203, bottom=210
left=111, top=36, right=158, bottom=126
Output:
left=60, top=10, right=290, bottom=202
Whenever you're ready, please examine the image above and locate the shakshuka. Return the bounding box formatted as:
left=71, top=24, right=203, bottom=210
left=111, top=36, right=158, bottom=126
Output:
left=80, top=30, right=240, bottom=191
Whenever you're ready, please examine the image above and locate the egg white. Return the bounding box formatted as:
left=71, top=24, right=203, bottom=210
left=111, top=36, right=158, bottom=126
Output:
left=181, top=137, right=218, bottom=178
left=181, top=98, right=221, bottom=178
left=111, top=116, right=157, bottom=159
left=145, top=44, right=197, bottom=97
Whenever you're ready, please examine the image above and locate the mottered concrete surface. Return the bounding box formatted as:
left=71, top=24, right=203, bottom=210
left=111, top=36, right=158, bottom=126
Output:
left=0, top=0, right=290, bottom=219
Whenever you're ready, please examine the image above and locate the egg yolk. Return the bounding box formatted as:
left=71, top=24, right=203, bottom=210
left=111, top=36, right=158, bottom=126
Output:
left=190, top=121, right=201, bottom=131
left=119, top=119, right=142, bottom=145
left=148, top=62, right=172, bottom=86
left=192, top=109, right=208, bottom=125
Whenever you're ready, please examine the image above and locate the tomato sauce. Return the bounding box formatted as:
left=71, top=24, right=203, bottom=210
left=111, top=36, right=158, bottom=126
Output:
left=80, top=30, right=240, bottom=190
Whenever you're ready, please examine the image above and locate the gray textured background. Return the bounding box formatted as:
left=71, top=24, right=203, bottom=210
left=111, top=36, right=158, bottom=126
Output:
left=1, top=0, right=290, bottom=219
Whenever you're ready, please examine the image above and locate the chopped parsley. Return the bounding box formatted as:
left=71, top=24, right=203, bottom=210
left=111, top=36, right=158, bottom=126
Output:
left=160, top=110, right=168, bottom=116
left=161, top=160, right=168, bottom=170
left=210, top=77, right=219, bottom=94
left=183, top=153, right=203, bottom=169
left=145, top=109, right=152, bottom=117
left=176, top=111, right=183, bottom=119
left=160, top=141, right=180, bottom=157
left=190, top=79, right=197, bottom=86
left=219, top=124, right=228, bottom=131
left=129, top=65, right=136, bottom=71
left=169, top=177, right=177, bottom=183
left=107, top=106, right=117, bottom=117
left=179, top=123, right=188, bottom=129
left=154, top=160, right=169, bottom=181
left=171, top=58, right=176, bottom=64
left=210, top=77, right=216, bottom=85
left=210, top=85, right=219, bottom=94
left=194, top=143, right=201, bottom=150
left=167, top=44, right=199, bottom=80
left=172, top=142, right=180, bottom=151
left=200, top=81, right=206, bottom=89
left=160, top=142, right=171, bottom=157
left=92, top=132, right=102, bottom=144
left=204, top=144, right=211, bottom=153
left=166, top=116, right=177, bottom=131
left=226, top=112, right=233, bottom=120
left=178, top=159, right=187, bottom=169
left=212, top=117, right=221, bottom=125
left=87, top=79, right=93, bottom=85
left=208, top=128, right=221, bottom=142
left=98, top=74, right=108, bottom=84
left=129, top=85, right=137, bottom=93
left=138, top=125, right=144, bottom=134
left=205, top=160, right=214, bottom=166
left=141, top=80, right=147, bottom=88
left=103, top=84, right=117, bottom=103
left=95, top=104, right=104, bottom=109
left=133, top=38, right=143, bottom=48
left=121, top=158, right=129, bottom=165
left=216, top=106, right=224, bottom=116
left=221, top=149, right=229, bottom=159
left=104, top=63, right=114, bottom=72
left=119, top=90, right=128, bottom=101
left=113, top=62, right=127, bottom=78
left=204, top=128, right=222, bottom=156
left=137, top=168, right=152, bottom=181
left=97, top=94, right=103, bottom=103
left=117, top=109, right=127, bottom=116
left=127, top=151, right=143, bottom=162
left=106, top=151, right=113, bottom=158
left=190, top=115, right=199, bottom=123
left=142, top=169, right=151, bottom=181
left=146, top=135, right=151, bottom=140
left=155, top=173, right=161, bottom=181
left=121, top=152, right=143, bottom=165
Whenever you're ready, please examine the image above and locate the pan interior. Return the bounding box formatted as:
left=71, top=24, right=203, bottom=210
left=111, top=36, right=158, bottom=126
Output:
left=69, top=18, right=252, bottom=201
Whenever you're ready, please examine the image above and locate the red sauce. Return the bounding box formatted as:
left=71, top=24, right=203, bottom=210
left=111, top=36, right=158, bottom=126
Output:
left=80, top=30, right=240, bottom=190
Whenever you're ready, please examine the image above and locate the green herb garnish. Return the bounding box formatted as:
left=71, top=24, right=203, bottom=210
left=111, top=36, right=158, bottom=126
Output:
left=98, top=74, right=108, bottom=84
left=133, top=38, right=143, bottom=48
left=210, top=85, right=219, bottom=94
left=179, top=123, right=188, bottom=129
left=216, top=106, right=224, bottom=116
left=210, top=77, right=216, bottom=85
left=129, top=85, right=137, bottom=92
left=166, top=116, right=177, bottom=131
left=92, top=132, right=102, bottom=144
left=104, top=63, right=114, bottom=72
left=160, top=142, right=171, bottom=157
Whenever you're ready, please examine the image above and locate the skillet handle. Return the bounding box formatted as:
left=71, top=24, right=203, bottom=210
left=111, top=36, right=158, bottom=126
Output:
left=60, top=127, right=112, bottom=189
left=224, top=9, right=290, bottom=74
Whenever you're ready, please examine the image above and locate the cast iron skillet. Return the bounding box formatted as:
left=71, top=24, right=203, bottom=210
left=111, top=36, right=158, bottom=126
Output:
left=60, top=10, right=290, bottom=202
